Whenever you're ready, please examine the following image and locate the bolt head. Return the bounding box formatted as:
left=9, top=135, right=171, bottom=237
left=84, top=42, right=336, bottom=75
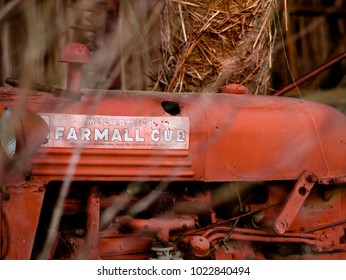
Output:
left=189, top=236, right=210, bottom=257
left=274, top=219, right=288, bottom=234
left=221, top=84, right=249, bottom=94
left=59, top=43, right=91, bottom=64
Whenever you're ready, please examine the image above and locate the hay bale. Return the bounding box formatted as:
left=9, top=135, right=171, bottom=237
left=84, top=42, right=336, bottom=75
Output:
left=155, top=0, right=278, bottom=94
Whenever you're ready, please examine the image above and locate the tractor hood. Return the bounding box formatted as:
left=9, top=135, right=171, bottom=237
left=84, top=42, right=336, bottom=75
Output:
left=203, top=93, right=346, bottom=181
left=1, top=88, right=346, bottom=182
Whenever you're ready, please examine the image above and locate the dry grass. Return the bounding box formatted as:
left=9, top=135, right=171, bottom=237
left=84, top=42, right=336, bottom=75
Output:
left=154, top=0, right=278, bottom=94
left=0, top=0, right=106, bottom=86
left=1, top=0, right=277, bottom=95
left=0, top=0, right=163, bottom=91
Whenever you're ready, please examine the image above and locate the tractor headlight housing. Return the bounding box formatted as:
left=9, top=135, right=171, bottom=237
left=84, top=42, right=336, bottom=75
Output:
left=0, top=108, right=17, bottom=159
left=0, top=106, right=49, bottom=168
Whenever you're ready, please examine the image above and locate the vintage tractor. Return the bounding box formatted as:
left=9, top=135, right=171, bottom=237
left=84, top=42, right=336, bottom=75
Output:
left=1, top=43, right=346, bottom=260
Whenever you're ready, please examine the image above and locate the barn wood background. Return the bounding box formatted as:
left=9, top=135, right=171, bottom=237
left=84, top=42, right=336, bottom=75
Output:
left=0, top=0, right=345, bottom=100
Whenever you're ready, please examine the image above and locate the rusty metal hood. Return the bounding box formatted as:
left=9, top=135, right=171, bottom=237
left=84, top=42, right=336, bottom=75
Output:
left=1, top=88, right=346, bottom=182
left=203, top=93, right=346, bottom=181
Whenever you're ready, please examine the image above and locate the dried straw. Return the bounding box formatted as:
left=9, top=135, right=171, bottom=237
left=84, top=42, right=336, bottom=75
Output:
left=155, top=0, right=278, bottom=94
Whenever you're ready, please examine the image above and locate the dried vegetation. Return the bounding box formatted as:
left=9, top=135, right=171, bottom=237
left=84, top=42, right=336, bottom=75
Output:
left=0, top=0, right=278, bottom=95
left=155, top=0, right=278, bottom=94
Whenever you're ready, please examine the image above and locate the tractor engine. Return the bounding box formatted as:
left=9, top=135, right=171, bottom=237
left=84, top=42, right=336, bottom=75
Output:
left=1, top=44, right=346, bottom=260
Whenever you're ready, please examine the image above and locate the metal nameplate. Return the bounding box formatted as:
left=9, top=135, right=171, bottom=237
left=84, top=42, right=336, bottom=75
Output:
left=40, top=113, right=189, bottom=150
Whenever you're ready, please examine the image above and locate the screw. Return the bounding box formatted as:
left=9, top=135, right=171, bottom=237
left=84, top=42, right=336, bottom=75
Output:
left=306, top=173, right=318, bottom=183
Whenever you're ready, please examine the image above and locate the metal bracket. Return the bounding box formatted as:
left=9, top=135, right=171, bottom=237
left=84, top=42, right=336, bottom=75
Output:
left=273, top=170, right=317, bottom=234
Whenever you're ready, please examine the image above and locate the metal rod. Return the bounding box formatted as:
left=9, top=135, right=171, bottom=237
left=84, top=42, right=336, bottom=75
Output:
left=85, top=185, right=100, bottom=259
left=207, top=232, right=317, bottom=245
left=43, top=229, right=61, bottom=260
left=5, top=78, right=82, bottom=99
left=286, top=5, right=346, bottom=17
left=273, top=50, right=346, bottom=96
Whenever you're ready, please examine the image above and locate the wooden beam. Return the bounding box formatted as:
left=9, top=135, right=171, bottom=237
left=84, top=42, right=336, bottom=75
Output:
left=285, top=5, right=346, bottom=17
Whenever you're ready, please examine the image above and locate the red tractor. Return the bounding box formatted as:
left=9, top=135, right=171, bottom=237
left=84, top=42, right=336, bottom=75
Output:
left=1, top=43, right=346, bottom=260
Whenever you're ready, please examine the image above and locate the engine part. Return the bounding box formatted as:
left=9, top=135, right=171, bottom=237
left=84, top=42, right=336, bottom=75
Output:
left=272, top=170, right=317, bottom=234
left=59, top=43, right=91, bottom=93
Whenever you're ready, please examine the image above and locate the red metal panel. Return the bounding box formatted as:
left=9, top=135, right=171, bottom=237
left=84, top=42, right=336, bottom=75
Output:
left=203, top=94, right=346, bottom=181
left=33, top=149, right=195, bottom=181
left=2, top=88, right=346, bottom=182
left=1, top=182, right=45, bottom=259
left=28, top=90, right=206, bottom=182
